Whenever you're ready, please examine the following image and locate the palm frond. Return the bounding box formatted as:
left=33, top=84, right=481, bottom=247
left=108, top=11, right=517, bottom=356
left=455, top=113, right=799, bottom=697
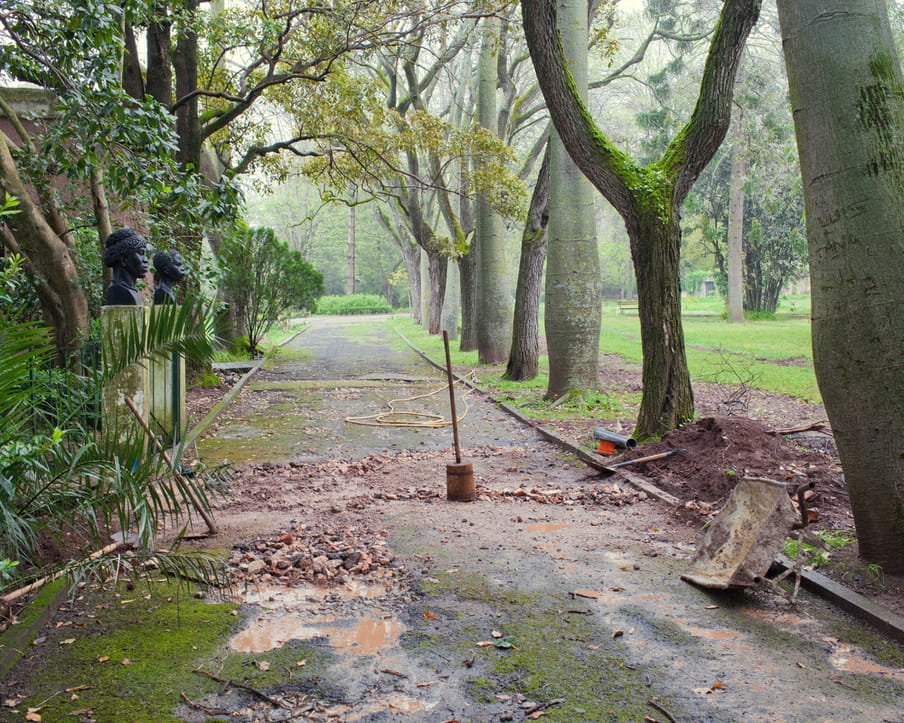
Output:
left=100, top=295, right=224, bottom=383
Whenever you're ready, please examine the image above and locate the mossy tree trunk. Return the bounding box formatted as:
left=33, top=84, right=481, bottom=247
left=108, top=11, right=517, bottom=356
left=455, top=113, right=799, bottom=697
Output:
left=522, top=0, right=760, bottom=438
left=625, top=199, right=694, bottom=436
left=777, top=0, right=904, bottom=573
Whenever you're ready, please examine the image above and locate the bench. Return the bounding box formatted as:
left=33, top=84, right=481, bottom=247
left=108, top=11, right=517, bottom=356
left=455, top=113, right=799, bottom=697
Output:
left=616, top=299, right=639, bottom=314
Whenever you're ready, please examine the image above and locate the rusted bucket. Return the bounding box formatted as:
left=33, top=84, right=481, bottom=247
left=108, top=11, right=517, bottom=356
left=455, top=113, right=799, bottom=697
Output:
left=681, top=476, right=798, bottom=589
left=446, top=460, right=475, bottom=502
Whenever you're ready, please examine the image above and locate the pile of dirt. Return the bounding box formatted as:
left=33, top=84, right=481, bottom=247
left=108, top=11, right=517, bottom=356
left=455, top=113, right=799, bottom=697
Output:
left=614, top=416, right=850, bottom=529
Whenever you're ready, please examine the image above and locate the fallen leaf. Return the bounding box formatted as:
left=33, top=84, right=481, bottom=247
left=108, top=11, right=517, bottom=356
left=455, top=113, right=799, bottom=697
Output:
left=423, top=611, right=437, bottom=620
left=612, top=630, right=624, bottom=639
left=711, top=680, right=726, bottom=689
left=526, top=712, right=547, bottom=720
left=255, top=660, right=270, bottom=671
left=587, top=644, right=601, bottom=650
left=96, top=656, right=109, bottom=663
left=572, top=589, right=603, bottom=600
left=705, top=605, right=719, bottom=610
left=475, top=641, right=495, bottom=647
left=296, top=660, right=307, bottom=667
left=121, top=658, right=131, bottom=666
left=491, top=630, right=503, bottom=638
left=59, top=638, right=76, bottom=646
left=26, top=709, right=42, bottom=722
left=3, top=698, right=22, bottom=708
left=416, top=681, right=435, bottom=688
left=65, top=686, right=90, bottom=693
left=493, top=635, right=517, bottom=649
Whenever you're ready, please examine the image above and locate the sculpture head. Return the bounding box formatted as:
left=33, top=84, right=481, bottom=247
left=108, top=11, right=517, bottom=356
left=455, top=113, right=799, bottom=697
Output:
left=153, top=250, right=187, bottom=284
left=103, top=228, right=149, bottom=280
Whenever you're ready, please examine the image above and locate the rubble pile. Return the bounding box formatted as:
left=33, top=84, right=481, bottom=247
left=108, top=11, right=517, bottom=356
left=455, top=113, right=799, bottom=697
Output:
left=480, top=483, right=649, bottom=507
left=228, top=526, right=401, bottom=587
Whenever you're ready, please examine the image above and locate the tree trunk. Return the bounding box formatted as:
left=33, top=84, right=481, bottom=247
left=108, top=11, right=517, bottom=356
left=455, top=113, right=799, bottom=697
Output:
left=726, top=51, right=747, bottom=322
left=726, top=137, right=746, bottom=322
left=174, top=0, right=201, bottom=170
left=442, top=260, right=460, bottom=340
left=145, top=6, right=173, bottom=107
left=475, top=16, right=511, bottom=364
left=506, top=145, right=550, bottom=381
left=544, top=0, right=600, bottom=397
left=522, top=0, right=760, bottom=437
left=458, top=245, right=477, bottom=351
left=426, top=249, right=448, bottom=335
left=777, top=0, right=904, bottom=572
left=627, top=205, right=694, bottom=437
left=0, top=133, right=89, bottom=360
left=346, top=200, right=356, bottom=295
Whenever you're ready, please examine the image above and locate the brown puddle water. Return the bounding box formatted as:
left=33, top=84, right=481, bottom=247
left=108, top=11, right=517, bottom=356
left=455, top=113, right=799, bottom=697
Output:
left=230, top=582, right=405, bottom=655
left=326, top=693, right=433, bottom=721
left=524, top=522, right=570, bottom=533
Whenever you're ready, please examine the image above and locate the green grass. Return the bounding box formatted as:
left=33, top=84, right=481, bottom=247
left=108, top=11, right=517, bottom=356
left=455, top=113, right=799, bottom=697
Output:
left=391, top=294, right=821, bottom=407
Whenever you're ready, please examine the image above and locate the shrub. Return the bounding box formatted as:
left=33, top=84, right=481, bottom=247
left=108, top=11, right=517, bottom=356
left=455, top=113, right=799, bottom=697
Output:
left=316, top=294, right=392, bottom=315
left=218, top=226, right=324, bottom=355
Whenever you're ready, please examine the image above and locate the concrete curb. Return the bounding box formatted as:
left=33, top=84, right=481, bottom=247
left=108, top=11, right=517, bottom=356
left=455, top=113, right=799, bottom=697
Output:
left=396, top=329, right=904, bottom=645
left=0, top=580, right=68, bottom=680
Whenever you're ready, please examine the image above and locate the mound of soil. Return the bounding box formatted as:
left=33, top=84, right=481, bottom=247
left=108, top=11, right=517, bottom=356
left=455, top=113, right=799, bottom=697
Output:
left=617, top=416, right=850, bottom=529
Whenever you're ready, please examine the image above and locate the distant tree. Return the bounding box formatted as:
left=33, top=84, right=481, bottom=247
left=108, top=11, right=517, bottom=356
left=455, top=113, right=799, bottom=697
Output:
left=218, top=226, right=323, bottom=355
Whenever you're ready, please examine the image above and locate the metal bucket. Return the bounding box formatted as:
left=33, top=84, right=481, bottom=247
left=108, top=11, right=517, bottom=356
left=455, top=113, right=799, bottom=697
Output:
left=446, top=460, right=475, bottom=502
left=681, top=476, right=798, bottom=589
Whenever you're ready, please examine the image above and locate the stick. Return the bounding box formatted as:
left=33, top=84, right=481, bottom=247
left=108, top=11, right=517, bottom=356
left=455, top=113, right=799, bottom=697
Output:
left=193, top=669, right=288, bottom=708
left=442, top=331, right=462, bottom=463
left=1, top=541, right=124, bottom=605
left=124, top=396, right=218, bottom=535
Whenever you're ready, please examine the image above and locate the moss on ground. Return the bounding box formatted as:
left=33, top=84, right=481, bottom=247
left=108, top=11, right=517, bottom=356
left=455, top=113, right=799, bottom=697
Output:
left=400, top=559, right=681, bottom=722
left=7, top=581, right=335, bottom=722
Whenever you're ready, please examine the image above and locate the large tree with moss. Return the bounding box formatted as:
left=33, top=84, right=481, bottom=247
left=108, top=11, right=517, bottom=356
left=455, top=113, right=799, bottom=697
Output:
left=522, top=0, right=761, bottom=438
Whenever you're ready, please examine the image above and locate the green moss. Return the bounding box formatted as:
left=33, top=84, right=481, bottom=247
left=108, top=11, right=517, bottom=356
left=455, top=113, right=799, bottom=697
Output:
left=405, top=565, right=680, bottom=722
left=466, top=676, right=497, bottom=703
left=9, top=581, right=337, bottom=722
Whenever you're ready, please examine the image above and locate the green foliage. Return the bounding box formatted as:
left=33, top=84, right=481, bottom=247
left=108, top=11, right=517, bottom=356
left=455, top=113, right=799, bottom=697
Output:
left=783, top=529, right=855, bottom=569
left=0, top=275, right=227, bottom=593
left=0, top=558, right=18, bottom=581
left=218, top=225, right=324, bottom=355
left=316, top=293, right=392, bottom=315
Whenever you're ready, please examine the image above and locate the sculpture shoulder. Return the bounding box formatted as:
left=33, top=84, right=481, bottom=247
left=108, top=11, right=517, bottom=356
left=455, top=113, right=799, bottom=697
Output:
left=107, top=283, right=143, bottom=306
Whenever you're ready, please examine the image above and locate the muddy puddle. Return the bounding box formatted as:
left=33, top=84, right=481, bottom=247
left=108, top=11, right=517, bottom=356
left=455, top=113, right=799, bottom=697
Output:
left=229, top=581, right=406, bottom=657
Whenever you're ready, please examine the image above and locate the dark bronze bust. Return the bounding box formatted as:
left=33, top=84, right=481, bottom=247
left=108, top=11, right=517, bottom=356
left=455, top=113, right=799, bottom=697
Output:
left=103, top=228, right=149, bottom=306
left=152, top=250, right=187, bottom=305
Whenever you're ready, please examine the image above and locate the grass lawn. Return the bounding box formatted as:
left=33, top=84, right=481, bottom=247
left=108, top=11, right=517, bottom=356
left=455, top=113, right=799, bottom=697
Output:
left=389, top=294, right=821, bottom=407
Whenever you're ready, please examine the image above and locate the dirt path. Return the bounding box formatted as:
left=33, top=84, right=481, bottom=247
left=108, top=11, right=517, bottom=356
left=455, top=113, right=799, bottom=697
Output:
left=181, top=317, right=904, bottom=721
left=4, top=316, right=903, bottom=722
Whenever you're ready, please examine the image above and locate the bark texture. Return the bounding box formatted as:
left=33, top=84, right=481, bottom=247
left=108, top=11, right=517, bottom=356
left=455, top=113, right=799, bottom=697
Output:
left=543, top=0, right=601, bottom=398
left=506, top=145, right=550, bottom=381
left=778, top=0, right=904, bottom=572
left=475, top=16, right=512, bottom=364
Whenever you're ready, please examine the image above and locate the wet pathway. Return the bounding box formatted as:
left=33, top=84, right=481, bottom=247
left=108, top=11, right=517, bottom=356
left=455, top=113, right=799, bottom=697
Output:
left=194, top=316, right=904, bottom=722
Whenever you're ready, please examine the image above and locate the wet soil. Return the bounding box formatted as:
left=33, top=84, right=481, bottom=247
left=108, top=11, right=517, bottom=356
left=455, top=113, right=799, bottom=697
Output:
left=3, top=315, right=903, bottom=723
